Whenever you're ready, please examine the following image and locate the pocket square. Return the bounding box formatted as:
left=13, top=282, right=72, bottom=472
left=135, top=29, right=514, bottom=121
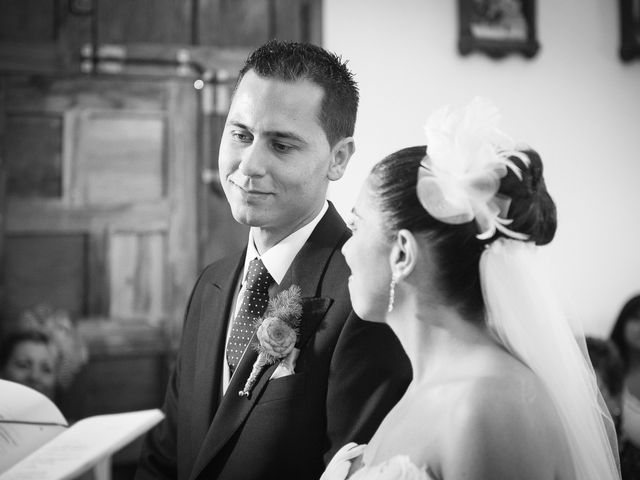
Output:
left=270, top=347, right=300, bottom=380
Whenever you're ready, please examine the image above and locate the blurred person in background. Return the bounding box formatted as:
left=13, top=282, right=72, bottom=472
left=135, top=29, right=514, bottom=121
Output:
left=0, top=303, right=87, bottom=400
left=0, top=329, right=58, bottom=399
left=586, top=336, right=624, bottom=435
left=610, top=294, right=640, bottom=479
left=17, top=304, right=88, bottom=391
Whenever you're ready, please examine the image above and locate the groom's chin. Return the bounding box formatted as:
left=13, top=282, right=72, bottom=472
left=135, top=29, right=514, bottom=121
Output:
left=226, top=199, right=260, bottom=225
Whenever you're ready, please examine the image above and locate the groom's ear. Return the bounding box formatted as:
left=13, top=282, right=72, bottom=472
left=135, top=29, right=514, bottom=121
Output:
left=327, top=137, right=355, bottom=181
left=390, top=229, right=417, bottom=280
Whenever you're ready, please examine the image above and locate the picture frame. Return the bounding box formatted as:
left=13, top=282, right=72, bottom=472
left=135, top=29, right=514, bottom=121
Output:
left=458, top=0, right=540, bottom=59
left=619, top=0, right=640, bottom=61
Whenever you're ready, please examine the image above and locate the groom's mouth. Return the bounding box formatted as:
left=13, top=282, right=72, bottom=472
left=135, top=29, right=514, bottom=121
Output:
left=229, top=179, right=272, bottom=198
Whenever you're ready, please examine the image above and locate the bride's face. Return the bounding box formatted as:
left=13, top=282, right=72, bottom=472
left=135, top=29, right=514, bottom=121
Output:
left=624, top=315, right=640, bottom=350
left=342, top=181, right=392, bottom=323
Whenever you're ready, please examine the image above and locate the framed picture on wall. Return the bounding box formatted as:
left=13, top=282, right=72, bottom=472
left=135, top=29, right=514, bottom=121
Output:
left=458, top=0, right=540, bottom=59
left=620, top=0, right=640, bottom=61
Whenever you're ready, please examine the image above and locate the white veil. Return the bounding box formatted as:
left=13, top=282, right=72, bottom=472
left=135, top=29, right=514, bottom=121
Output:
left=417, top=97, right=620, bottom=479
left=481, top=238, right=621, bottom=480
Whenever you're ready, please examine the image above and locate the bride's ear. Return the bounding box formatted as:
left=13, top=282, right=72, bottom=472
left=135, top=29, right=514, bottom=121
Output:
left=389, top=229, right=418, bottom=281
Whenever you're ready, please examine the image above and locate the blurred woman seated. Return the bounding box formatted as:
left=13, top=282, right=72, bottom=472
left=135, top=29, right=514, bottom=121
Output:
left=0, top=329, right=58, bottom=399
left=610, top=295, right=640, bottom=478
left=1, top=304, right=88, bottom=400
left=611, top=296, right=640, bottom=445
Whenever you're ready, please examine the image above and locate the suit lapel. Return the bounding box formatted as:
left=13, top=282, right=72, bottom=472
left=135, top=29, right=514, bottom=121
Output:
left=190, top=204, right=349, bottom=480
left=275, top=202, right=350, bottom=298
left=190, top=254, right=244, bottom=452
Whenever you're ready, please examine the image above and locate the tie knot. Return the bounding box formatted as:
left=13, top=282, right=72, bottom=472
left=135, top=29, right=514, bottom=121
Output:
left=244, top=258, right=273, bottom=292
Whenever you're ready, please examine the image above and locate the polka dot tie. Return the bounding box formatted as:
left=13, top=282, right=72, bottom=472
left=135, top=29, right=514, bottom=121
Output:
left=226, top=258, right=274, bottom=375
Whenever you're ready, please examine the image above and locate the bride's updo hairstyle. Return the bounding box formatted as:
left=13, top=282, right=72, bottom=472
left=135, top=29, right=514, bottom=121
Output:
left=497, top=148, right=557, bottom=247
left=368, top=145, right=557, bottom=320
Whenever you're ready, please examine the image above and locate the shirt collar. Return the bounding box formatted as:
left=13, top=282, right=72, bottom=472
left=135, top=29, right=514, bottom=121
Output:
left=243, top=201, right=328, bottom=285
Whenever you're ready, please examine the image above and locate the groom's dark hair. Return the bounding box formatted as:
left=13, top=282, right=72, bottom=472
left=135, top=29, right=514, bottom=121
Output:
left=234, top=39, right=359, bottom=147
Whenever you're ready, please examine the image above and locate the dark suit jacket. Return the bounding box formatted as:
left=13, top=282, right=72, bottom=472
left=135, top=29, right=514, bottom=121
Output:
left=136, top=203, right=411, bottom=480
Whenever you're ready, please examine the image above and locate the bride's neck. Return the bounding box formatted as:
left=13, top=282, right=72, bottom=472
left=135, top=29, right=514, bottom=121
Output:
left=388, top=300, right=493, bottom=384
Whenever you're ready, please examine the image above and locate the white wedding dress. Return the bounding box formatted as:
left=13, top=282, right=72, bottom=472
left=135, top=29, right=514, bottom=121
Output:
left=321, top=240, right=620, bottom=480
left=321, top=443, right=433, bottom=480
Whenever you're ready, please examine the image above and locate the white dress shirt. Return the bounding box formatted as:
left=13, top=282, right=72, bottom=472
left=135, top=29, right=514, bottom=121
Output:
left=221, top=201, right=329, bottom=395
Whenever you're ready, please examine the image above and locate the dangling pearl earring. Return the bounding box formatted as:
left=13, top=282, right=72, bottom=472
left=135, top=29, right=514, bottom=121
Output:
left=387, top=273, right=398, bottom=313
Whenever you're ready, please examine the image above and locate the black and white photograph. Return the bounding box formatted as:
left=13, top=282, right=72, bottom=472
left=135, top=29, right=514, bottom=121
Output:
left=0, top=1, right=638, bottom=479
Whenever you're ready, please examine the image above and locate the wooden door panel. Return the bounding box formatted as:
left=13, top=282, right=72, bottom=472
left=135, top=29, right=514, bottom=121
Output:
left=74, top=111, right=167, bottom=205
left=5, top=112, right=64, bottom=198
left=108, top=228, right=166, bottom=325
left=4, top=232, right=87, bottom=322
left=0, top=0, right=56, bottom=43
left=98, top=0, right=192, bottom=45
left=0, top=0, right=323, bottom=48
left=198, top=0, right=270, bottom=47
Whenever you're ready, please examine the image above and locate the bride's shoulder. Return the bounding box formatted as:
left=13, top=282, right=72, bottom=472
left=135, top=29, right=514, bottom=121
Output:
left=438, top=368, right=565, bottom=478
left=454, top=359, right=557, bottom=426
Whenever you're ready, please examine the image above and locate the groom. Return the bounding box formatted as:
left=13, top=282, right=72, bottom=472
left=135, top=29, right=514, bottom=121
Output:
left=136, top=40, right=411, bottom=480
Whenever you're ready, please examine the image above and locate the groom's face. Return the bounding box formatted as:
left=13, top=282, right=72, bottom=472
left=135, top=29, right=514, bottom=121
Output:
left=219, top=70, right=335, bottom=242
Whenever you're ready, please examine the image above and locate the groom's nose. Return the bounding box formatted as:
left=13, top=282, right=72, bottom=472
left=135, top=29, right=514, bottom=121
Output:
left=238, top=142, right=268, bottom=177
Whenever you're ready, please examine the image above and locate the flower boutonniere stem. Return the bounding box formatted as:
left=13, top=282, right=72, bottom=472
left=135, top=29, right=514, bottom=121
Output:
left=239, top=285, right=303, bottom=398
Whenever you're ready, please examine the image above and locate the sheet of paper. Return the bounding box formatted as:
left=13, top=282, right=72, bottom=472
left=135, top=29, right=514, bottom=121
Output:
left=0, top=409, right=164, bottom=480
left=0, top=381, right=66, bottom=425
left=0, top=380, right=68, bottom=472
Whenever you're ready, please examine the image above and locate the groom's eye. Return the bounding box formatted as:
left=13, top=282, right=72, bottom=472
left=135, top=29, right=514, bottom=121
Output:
left=272, top=142, right=294, bottom=154
left=230, top=130, right=252, bottom=143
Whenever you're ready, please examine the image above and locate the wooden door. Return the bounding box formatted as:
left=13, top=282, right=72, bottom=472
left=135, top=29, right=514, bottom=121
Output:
left=1, top=74, right=198, bottom=339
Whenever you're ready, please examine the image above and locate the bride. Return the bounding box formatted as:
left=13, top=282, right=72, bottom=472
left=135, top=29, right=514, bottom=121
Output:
left=322, top=99, right=620, bottom=480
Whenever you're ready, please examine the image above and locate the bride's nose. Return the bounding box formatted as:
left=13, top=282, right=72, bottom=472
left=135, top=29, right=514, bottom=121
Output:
left=341, top=237, right=353, bottom=264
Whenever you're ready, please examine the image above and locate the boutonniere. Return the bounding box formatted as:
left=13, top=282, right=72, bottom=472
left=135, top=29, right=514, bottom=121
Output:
left=238, top=285, right=303, bottom=398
